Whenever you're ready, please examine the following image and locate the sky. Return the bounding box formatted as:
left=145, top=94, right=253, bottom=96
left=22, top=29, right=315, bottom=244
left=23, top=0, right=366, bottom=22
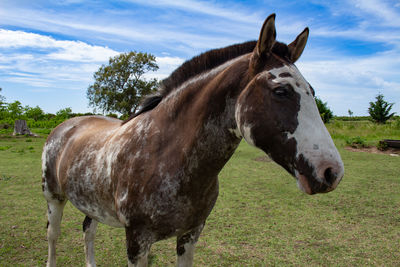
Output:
left=0, top=0, right=399, bottom=116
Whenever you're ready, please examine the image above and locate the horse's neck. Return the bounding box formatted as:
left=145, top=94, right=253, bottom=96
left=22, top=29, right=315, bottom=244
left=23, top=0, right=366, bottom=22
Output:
left=153, top=55, right=250, bottom=177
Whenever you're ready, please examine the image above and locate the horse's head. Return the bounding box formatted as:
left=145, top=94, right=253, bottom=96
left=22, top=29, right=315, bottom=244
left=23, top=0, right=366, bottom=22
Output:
left=235, top=14, right=344, bottom=195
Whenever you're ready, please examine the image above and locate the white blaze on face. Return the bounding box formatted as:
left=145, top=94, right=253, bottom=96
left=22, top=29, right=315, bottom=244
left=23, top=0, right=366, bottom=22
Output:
left=268, top=65, right=344, bottom=186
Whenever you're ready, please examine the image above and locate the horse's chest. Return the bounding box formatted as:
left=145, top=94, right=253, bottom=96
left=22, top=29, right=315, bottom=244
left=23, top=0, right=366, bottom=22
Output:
left=119, top=174, right=219, bottom=236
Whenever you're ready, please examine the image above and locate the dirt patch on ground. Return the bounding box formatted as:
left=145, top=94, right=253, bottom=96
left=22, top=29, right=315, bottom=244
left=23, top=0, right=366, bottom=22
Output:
left=344, top=146, right=400, bottom=156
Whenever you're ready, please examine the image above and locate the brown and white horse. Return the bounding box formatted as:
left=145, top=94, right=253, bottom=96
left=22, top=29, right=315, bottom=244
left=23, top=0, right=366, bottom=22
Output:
left=42, top=14, right=344, bottom=267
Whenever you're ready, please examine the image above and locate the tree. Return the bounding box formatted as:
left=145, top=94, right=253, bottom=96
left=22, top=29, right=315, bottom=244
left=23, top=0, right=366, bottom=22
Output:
left=56, top=107, right=73, bottom=119
left=315, top=96, right=333, bottom=123
left=87, top=51, right=159, bottom=116
left=7, top=101, right=24, bottom=119
left=368, top=93, right=395, bottom=124
left=25, top=106, right=45, bottom=121
left=348, top=109, right=353, bottom=117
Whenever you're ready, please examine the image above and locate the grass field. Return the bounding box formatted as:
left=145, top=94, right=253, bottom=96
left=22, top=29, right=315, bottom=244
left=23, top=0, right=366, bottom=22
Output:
left=0, top=121, right=399, bottom=266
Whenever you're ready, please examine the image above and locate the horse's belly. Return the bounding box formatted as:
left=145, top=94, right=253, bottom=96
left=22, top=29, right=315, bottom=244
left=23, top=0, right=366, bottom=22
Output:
left=64, top=171, right=123, bottom=227
left=67, top=193, right=124, bottom=227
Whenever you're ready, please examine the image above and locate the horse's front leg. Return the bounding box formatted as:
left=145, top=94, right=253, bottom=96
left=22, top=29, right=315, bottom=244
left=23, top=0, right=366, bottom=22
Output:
left=83, top=216, right=98, bottom=267
left=176, top=224, right=205, bottom=267
left=125, top=226, right=153, bottom=267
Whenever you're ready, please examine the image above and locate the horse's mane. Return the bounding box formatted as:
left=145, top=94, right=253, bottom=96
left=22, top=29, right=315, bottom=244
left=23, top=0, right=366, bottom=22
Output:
left=123, top=40, right=290, bottom=124
left=160, top=41, right=257, bottom=95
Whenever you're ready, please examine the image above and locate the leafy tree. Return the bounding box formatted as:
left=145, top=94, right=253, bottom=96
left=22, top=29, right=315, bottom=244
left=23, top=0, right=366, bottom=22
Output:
left=7, top=101, right=24, bottom=119
left=315, top=96, right=333, bottom=123
left=368, top=93, right=395, bottom=124
left=87, top=51, right=159, bottom=116
left=25, top=105, right=45, bottom=121
left=56, top=107, right=73, bottom=119
left=348, top=109, right=353, bottom=117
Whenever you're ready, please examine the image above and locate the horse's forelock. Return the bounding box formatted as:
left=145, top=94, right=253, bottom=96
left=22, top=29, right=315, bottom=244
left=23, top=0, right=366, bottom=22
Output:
left=271, top=41, right=291, bottom=62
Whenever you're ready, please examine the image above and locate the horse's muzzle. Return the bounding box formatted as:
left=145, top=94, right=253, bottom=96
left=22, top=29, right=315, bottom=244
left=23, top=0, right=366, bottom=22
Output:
left=297, top=162, right=344, bottom=195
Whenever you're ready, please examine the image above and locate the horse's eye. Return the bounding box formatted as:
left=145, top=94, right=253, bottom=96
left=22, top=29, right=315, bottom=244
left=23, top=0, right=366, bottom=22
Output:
left=273, top=86, right=290, bottom=97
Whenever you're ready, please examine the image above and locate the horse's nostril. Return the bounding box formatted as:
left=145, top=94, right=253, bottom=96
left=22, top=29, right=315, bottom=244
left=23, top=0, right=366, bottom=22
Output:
left=324, top=167, right=336, bottom=185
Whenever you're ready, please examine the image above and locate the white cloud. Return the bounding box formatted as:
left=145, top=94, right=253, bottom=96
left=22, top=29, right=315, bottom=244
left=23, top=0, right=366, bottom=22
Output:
left=350, top=0, right=400, bottom=27
left=124, top=0, right=262, bottom=24
left=298, top=48, right=400, bottom=115
left=0, top=29, right=120, bottom=91
left=0, top=29, right=119, bottom=62
left=144, top=56, right=185, bottom=81
left=46, top=42, right=118, bottom=62
left=0, top=29, right=186, bottom=91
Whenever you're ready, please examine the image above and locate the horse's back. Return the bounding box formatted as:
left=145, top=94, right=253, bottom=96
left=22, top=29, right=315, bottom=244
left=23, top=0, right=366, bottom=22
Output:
left=42, top=116, right=121, bottom=201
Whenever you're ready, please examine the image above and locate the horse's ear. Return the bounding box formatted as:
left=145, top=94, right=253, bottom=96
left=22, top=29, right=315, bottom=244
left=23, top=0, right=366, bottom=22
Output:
left=288, top=27, right=309, bottom=63
left=256, top=14, right=276, bottom=57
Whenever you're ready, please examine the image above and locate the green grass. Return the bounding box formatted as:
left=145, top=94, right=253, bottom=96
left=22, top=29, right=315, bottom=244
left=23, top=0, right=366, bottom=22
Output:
left=0, top=126, right=399, bottom=266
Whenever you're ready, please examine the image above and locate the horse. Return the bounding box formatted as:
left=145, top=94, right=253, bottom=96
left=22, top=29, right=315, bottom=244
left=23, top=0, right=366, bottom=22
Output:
left=42, top=14, right=344, bottom=267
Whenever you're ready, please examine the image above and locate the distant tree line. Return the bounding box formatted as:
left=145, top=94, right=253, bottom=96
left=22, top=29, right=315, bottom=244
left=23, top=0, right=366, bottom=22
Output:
left=1, top=88, right=397, bottom=132
left=0, top=88, right=94, bottom=130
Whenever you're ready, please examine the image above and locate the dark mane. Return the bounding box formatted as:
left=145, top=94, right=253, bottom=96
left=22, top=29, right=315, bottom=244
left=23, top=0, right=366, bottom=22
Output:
left=123, top=40, right=290, bottom=124
left=161, top=41, right=257, bottom=95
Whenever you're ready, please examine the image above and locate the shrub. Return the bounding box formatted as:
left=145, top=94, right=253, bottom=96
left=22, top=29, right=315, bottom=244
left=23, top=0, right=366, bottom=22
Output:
left=0, top=146, right=11, bottom=151
left=377, top=141, right=388, bottom=151
left=0, top=123, right=11, bottom=129
left=345, top=136, right=368, bottom=148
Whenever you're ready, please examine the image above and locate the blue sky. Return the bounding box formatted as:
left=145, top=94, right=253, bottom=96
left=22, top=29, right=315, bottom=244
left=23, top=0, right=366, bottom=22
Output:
left=0, top=0, right=399, bottom=116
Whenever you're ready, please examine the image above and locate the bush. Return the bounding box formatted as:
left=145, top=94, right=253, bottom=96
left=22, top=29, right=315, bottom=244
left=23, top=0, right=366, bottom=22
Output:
left=0, top=123, right=11, bottom=129
left=377, top=141, right=388, bottom=151
left=345, top=136, right=368, bottom=148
